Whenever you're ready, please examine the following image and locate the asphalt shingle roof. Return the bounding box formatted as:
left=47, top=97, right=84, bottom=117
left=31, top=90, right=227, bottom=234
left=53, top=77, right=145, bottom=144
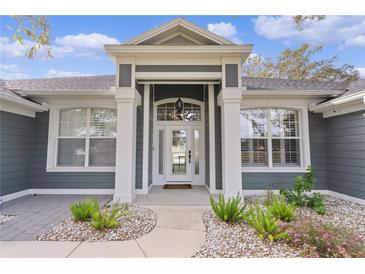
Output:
left=4, top=75, right=116, bottom=91
left=2, top=75, right=361, bottom=93
left=241, top=77, right=348, bottom=91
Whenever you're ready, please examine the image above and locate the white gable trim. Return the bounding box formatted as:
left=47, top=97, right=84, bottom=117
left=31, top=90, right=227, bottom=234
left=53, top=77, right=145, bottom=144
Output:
left=126, top=17, right=233, bottom=45
left=155, top=32, right=203, bottom=45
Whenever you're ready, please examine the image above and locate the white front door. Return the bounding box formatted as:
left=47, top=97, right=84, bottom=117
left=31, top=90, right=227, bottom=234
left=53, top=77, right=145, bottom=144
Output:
left=165, top=126, right=192, bottom=182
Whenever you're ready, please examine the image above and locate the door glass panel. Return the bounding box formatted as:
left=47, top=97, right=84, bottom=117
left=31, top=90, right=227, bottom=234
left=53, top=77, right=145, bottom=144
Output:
left=194, top=129, right=199, bottom=174
left=158, top=129, right=164, bottom=174
left=171, top=130, right=187, bottom=174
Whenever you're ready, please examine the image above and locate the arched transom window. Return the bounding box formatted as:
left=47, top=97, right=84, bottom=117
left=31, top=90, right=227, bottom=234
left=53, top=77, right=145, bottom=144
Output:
left=157, top=102, right=201, bottom=121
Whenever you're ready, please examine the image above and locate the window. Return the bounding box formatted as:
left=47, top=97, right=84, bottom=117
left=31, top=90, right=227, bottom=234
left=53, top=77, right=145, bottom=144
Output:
left=57, top=108, right=116, bottom=168
left=157, top=102, right=201, bottom=121
left=241, top=108, right=301, bottom=169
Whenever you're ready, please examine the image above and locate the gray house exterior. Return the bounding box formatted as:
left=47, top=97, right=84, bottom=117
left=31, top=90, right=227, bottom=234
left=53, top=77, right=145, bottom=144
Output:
left=1, top=18, right=365, bottom=204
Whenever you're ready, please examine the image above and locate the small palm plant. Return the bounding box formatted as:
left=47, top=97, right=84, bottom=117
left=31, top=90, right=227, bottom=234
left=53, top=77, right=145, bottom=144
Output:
left=267, top=195, right=296, bottom=222
left=209, top=193, right=247, bottom=223
left=70, top=198, right=100, bottom=222
left=244, top=205, right=288, bottom=241
left=91, top=204, right=127, bottom=230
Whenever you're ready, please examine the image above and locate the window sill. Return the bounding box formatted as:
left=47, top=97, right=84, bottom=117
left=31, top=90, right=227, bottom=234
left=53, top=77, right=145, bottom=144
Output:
left=46, top=167, right=116, bottom=173
left=242, top=167, right=306, bottom=173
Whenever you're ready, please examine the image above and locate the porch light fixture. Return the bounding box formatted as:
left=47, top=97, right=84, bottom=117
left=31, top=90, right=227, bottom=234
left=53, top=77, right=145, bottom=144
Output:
left=175, top=98, right=183, bottom=113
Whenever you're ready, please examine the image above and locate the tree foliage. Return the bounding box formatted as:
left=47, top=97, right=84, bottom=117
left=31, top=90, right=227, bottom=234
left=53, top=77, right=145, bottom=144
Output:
left=6, top=15, right=51, bottom=58
left=292, top=15, right=326, bottom=31
left=243, top=43, right=360, bottom=82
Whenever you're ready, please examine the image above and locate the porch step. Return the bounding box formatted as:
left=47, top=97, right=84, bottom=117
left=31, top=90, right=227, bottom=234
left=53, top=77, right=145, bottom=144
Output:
left=163, top=184, right=192, bottom=190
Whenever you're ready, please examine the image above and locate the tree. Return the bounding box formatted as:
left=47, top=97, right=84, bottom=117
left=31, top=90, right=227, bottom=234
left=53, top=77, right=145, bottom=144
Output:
left=243, top=43, right=360, bottom=82
left=292, top=16, right=326, bottom=31
left=6, top=16, right=51, bottom=58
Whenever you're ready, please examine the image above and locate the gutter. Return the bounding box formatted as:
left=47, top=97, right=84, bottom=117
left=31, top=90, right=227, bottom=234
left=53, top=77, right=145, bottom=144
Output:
left=17, top=90, right=116, bottom=96
left=309, top=90, right=365, bottom=112
left=242, top=89, right=344, bottom=97
left=0, top=91, right=49, bottom=112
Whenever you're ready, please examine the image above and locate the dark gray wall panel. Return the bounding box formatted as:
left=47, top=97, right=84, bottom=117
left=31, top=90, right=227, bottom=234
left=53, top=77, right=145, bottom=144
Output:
left=0, top=111, right=34, bottom=196
left=30, top=112, right=115, bottom=189
left=326, top=110, right=365, bottom=199
left=154, top=84, right=204, bottom=101
left=225, top=64, right=238, bottom=87
left=136, top=65, right=221, bottom=72
left=214, top=85, right=223, bottom=190
left=135, top=83, right=144, bottom=189
left=119, top=64, right=132, bottom=87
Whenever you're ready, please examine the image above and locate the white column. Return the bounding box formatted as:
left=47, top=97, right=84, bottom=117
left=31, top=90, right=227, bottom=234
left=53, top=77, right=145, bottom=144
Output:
left=142, top=84, right=150, bottom=194
left=208, top=84, right=216, bottom=193
left=114, top=88, right=141, bottom=203
left=218, top=88, right=242, bottom=198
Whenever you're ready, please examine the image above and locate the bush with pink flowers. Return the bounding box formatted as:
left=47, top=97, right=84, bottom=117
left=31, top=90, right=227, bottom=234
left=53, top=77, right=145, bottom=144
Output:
left=284, top=219, right=365, bottom=258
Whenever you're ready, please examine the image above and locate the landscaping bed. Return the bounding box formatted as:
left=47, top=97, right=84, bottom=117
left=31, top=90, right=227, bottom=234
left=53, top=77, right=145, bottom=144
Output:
left=194, top=195, right=365, bottom=258
left=0, top=214, right=17, bottom=224
left=38, top=204, right=157, bottom=242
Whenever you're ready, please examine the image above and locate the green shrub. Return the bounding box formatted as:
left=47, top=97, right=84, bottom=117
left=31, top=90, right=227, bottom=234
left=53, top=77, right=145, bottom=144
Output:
left=286, top=219, right=365, bottom=258
left=91, top=204, right=127, bottom=230
left=280, top=166, right=326, bottom=215
left=70, top=198, right=100, bottom=221
left=244, top=205, right=289, bottom=241
left=210, top=193, right=247, bottom=223
left=307, top=193, right=326, bottom=215
left=267, top=195, right=296, bottom=222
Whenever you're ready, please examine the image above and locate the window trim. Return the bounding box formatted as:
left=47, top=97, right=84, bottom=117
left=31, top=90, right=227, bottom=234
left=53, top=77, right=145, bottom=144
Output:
left=47, top=107, right=116, bottom=172
left=240, top=106, right=311, bottom=173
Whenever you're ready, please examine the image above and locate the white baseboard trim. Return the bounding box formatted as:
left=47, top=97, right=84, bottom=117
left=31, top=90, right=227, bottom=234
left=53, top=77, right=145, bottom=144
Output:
left=0, top=189, right=31, bottom=204
left=0, top=188, right=114, bottom=204
left=242, top=189, right=365, bottom=205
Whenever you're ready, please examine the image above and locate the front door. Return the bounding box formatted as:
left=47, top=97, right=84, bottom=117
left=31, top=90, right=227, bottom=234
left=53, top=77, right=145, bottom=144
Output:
left=165, top=126, right=192, bottom=182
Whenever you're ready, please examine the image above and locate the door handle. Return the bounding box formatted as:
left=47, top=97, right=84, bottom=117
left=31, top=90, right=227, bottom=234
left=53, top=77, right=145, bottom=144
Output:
left=188, top=150, right=191, bottom=164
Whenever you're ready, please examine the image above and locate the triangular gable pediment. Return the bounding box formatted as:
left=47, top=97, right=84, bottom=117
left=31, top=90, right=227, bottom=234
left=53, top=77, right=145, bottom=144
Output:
left=126, top=17, right=234, bottom=45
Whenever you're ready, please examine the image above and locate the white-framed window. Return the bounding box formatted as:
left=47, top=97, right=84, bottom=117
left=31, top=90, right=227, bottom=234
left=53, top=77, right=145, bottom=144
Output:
left=47, top=107, right=117, bottom=172
left=240, top=108, right=309, bottom=172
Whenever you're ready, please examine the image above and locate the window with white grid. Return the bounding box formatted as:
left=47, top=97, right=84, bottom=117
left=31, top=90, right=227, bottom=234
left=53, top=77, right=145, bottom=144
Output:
left=241, top=109, right=301, bottom=168
left=57, top=108, right=116, bottom=167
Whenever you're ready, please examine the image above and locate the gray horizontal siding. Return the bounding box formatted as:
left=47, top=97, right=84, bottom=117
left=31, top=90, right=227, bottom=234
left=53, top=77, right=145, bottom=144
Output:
left=0, top=111, right=34, bottom=196
left=30, top=112, right=115, bottom=190
left=326, top=110, right=365, bottom=199
left=154, top=84, right=204, bottom=101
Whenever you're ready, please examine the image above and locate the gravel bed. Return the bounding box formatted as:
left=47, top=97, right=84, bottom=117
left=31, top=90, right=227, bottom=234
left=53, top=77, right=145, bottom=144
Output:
left=38, top=205, right=156, bottom=241
left=193, top=211, right=300, bottom=258
left=194, top=194, right=365, bottom=258
left=0, top=214, right=17, bottom=224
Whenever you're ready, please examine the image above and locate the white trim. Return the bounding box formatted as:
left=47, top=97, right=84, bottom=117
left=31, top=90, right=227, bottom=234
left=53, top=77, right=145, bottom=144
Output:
left=137, top=81, right=220, bottom=85
left=310, top=91, right=365, bottom=112
left=46, top=106, right=117, bottom=172
left=125, top=17, right=234, bottom=46
left=0, top=101, right=37, bottom=117
left=242, top=189, right=365, bottom=205
left=0, top=189, right=31, bottom=204
left=155, top=32, right=203, bottom=45
left=135, top=72, right=221, bottom=80
left=240, top=106, right=311, bottom=173
left=242, top=90, right=344, bottom=97
left=142, top=84, right=150, bottom=194
left=208, top=84, right=216, bottom=193
left=0, top=189, right=114, bottom=204
left=21, top=90, right=115, bottom=96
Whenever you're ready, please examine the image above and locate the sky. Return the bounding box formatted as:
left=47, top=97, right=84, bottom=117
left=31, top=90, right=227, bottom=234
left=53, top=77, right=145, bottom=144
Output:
left=1, top=15, right=365, bottom=79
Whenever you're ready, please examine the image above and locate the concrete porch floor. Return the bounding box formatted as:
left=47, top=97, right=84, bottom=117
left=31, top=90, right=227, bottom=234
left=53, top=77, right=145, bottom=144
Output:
left=134, top=185, right=211, bottom=206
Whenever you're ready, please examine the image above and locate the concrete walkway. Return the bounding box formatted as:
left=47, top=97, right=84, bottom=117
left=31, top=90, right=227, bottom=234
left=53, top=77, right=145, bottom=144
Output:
left=0, top=205, right=208, bottom=258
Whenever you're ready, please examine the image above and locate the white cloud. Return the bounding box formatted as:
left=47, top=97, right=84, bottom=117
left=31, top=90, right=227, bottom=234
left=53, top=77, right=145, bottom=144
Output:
left=45, top=69, right=94, bottom=78
left=0, top=64, right=30, bottom=80
left=53, top=33, right=119, bottom=58
left=253, top=16, right=365, bottom=49
left=355, top=67, right=365, bottom=78
left=0, top=33, right=120, bottom=59
left=207, top=22, right=243, bottom=44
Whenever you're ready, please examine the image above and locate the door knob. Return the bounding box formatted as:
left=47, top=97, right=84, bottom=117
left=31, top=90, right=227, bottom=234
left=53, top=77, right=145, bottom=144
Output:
left=188, top=150, right=191, bottom=163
